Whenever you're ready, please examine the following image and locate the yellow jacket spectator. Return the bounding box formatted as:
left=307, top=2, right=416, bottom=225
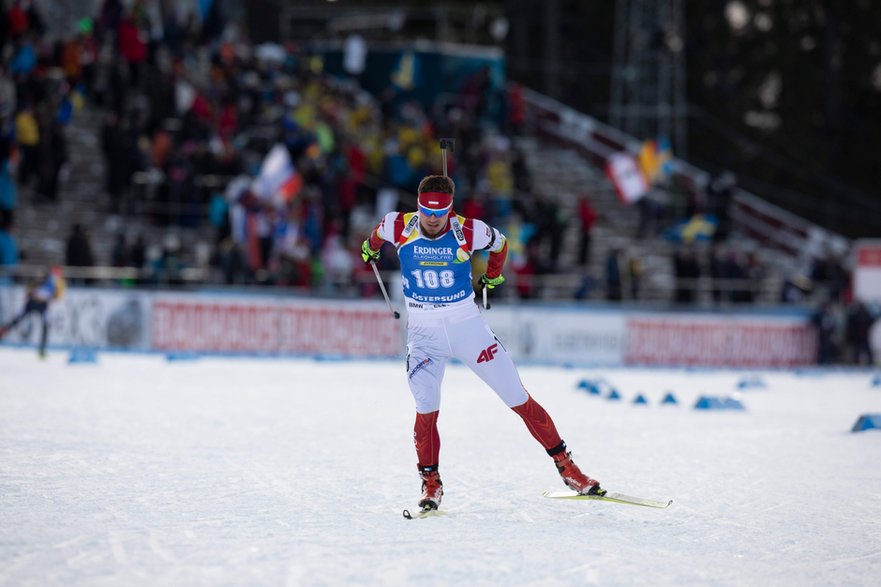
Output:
left=15, top=107, right=39, bottom=146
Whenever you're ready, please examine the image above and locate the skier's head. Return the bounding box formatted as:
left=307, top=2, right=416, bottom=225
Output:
left=417, top=175, right=454, bottom=215
left=417, top=175, right=454, bottom=237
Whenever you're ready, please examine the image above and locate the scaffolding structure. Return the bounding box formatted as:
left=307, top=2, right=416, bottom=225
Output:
left=609, top=0, right=688, bottom=156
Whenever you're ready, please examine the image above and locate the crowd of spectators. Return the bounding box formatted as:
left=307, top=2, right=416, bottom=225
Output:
left=1, top=0, right=85, bottom=268
left=0, top=1, right=876, bottom=363
left=0, top=0, right=796, bottom=305
left=52, top=0, right=595, bottom=299
left=668, top=243, right=766, bottom=305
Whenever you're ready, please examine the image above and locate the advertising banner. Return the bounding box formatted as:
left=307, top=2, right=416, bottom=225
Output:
left=1, top=286, right=822, bottom=367
left=625, top=314, right=816, bottom=367
left=0, top=286, right=151, bottom=349
left=484, top=307, right=626, bottom=366
left=151, top=296, right=402, bottom=357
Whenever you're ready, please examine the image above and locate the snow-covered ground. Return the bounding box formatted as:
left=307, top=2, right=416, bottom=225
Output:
left=1, top=347, right=880, bottom=586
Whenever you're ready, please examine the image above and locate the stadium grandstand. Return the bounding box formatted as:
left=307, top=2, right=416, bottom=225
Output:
left=0, top=0, right=878, bottom=366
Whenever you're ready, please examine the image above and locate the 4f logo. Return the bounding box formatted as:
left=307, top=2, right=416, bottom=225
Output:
left=477, top=343, right=499, bottom=363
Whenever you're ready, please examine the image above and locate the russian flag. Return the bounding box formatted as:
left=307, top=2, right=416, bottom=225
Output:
left=251, top=143, right=303, bottom=206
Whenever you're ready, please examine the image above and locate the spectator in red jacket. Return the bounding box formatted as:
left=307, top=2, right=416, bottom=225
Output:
left=577, top=194, right=597, bottom=267
left=117, top=15, right=146, bottom=87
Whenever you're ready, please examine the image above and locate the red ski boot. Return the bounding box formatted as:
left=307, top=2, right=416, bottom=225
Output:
left=418, top=465, right=443, bottom=510
left=550, top=444, right=605, bottom=496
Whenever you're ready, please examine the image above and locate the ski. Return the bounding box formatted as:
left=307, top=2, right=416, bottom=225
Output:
left=402, top=507, right=447, bottom=520
left=542, top=490, right=672, bottom=509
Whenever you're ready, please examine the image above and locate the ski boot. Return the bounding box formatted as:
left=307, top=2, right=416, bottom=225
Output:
left=551, top=444, right=605, bottom=496
left=418, top=464, right=443, bottom=510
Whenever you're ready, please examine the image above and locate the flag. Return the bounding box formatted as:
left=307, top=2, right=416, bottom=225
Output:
left=251, top=144, right=303, bottom=207
left=391, top=51, right=419, bottom=90
left=605, top=152, right=648, bottom=204
left=638, top=136, right=673, bottom=184
left=638, top=140, right=661, bottom=183
left=656, top=135, right=673, bottom=177
left=663, top=214, right=718, bottom=243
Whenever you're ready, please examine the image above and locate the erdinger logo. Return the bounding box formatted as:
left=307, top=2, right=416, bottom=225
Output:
left=476, top=343, right=499, bottom=363
left=414, top=246, right=453, bottom=257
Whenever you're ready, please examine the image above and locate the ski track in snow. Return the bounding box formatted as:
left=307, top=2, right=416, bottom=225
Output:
left=1, top=348, right=880, bottom=586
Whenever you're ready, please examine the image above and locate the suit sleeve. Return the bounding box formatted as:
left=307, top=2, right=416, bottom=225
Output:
left=470, top=219, right=508, bottom=279
left=368, top=211, right=402, bottom=250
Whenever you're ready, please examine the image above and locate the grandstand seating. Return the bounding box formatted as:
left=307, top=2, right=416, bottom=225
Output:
left=10, top=90, right=792, bottom=303
left=16, top=104, right=215, bottom=277
left=0, top=6, right=844, bottom=305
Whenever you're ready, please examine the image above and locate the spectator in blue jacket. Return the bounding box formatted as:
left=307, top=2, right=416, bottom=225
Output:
left=0, top=216, right=19, bottom=274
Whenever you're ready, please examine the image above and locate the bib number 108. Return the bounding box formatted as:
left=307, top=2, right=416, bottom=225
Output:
left=410, top=269, right=455, bottom=289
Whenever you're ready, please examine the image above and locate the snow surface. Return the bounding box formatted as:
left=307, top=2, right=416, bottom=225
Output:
left=1, top=347, right=880, bottom=587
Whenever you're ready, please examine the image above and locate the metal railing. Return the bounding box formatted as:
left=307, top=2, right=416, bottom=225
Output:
left=516, top=84, right=852, bottom=264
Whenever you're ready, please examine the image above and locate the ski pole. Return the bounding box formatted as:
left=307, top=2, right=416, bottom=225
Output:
left=371, top=260, right=400, bottom=319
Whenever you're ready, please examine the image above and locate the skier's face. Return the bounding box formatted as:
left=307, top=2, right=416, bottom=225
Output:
left=420, top=210, right=450, bottom=237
